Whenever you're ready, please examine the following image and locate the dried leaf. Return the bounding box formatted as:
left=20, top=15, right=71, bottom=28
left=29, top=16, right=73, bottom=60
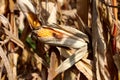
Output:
left=8, top=53, right=19, bottom=80
left=48, top=4, right=57, bottom=24
left=63, top=68, right=77, bottom=80
left=41, top=2, right=55, bottom=14
left=59, top=47, right=93, bottom=79
left=55, top=46, right=88, bottom=74
left=48, top=50, right=59, bottom=80
left=0, top=15, right=24, bottom=48
left=0, top=46, right=13, bottom=80
left=75, top=59, right=93, bottom=80
left=17, top=0, right=36, bottom=14
left=3, top=28, right=24, bottom=49
left=34, top=53, right=48, bottom=68
left=0, top=15, right=11, bottom=29
left=58, top=47, right=76, bottom=58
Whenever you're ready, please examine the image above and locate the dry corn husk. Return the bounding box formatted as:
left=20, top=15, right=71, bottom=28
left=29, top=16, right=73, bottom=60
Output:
left=34, top=25, right=88, bottom=49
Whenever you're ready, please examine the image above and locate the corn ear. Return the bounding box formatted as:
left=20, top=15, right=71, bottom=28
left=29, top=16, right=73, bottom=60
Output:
left=34, top=25, right=88, bottom=49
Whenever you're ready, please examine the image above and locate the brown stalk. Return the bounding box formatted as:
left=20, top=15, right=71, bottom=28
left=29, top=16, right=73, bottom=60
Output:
left=92, top=0, right=111, bottom=79
left=112, top=0, right=118, bottom=54
left=9, top=0, right=18, bottom=79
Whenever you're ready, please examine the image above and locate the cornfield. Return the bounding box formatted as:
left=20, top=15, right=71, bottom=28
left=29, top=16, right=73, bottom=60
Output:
left=0, top=0, right=120, bottom=80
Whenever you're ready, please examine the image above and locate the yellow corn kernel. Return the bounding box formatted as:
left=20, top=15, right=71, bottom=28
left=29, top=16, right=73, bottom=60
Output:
left=36, top=28, right=63, bottom=39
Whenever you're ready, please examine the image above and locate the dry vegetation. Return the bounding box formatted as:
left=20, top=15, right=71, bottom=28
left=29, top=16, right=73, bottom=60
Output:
left=0, top=0, right=120, bottom=80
